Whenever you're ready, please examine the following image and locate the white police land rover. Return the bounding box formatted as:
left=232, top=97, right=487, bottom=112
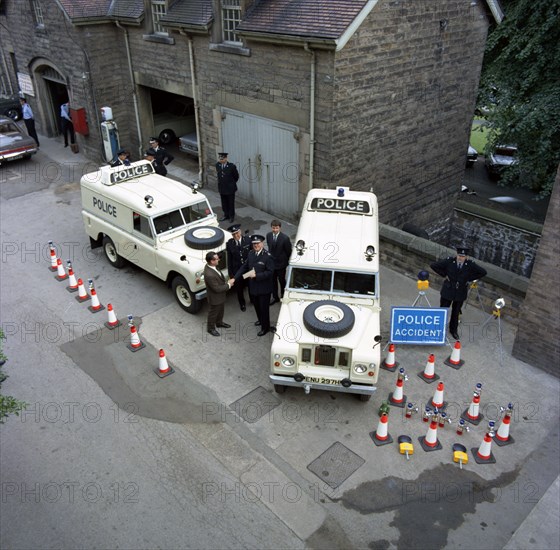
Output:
left=270, top=187, right=381, bottom=401
left=80, top=160, right=229, bottom=313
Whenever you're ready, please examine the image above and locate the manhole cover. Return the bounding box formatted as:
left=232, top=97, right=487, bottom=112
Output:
left=229, top=386, right=281, bottom=424
left=307, top=442, right=365, bottom=489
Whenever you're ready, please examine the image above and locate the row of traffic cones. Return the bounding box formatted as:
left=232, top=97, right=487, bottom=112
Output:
left=48, top=241, right=173, bottom=377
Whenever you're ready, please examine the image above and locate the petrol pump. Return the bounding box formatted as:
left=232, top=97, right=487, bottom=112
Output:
left=100, top=106, right=120, bottom=163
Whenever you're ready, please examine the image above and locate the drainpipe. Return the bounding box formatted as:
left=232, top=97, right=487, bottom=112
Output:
left=180, top=30, right=204, bottom=186
left=304, top=42, right=316, bottom=191
left=115, top=21, right=143, bottom=159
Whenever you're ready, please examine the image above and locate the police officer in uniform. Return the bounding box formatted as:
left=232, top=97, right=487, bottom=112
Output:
left=226, top=224, right=252, bottom=311
left=430, top=246, right=487, bottom=340
left=148, top=137, right=174, bottom=176
left=216, top=152, right=239, bottom=223
left=110, top=149, right=131, bottom=168
left=235, top=235, right=275, bottom=336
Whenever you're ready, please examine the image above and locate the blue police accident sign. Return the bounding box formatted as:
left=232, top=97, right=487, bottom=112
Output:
left=390, top=307, right=448, bottom=345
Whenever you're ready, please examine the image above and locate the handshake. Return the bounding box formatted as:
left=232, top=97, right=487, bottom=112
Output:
left=228, top=278, right=236, bottom=287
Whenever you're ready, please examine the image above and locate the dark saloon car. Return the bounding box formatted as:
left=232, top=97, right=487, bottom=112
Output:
left=0, top=94, right=22, bottom=121
left=485, top=145, right=518, bottom=179
left=0, top=116, right=38, bottom=164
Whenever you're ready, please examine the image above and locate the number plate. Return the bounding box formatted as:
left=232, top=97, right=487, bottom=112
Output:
left=305, top=376, right=340, bottom=386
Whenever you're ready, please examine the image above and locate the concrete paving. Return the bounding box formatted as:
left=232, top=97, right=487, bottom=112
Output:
left=0, top=136, right=558, bottom=549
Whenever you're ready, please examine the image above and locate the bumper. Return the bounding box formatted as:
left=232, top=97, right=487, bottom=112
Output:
left=269, top=374, right=376, bottom=396
left=195, top=289, right=207, bottom=301
left=0, top=148, right=37, bottom=162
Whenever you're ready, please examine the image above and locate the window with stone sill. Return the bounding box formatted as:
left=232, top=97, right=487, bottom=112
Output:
left=221, top=0, right=242, bottom=44
left=31, top=0, right=45, bottom=28
left=150, top=0, right=168, bottom=35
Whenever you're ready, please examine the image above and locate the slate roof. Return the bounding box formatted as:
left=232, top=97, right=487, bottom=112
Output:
left=237, top=0, right=369, bottom=40
left=56, top=0, right=144, bottom=22
left=109, top=0, right=144, bottom=21
left=159, top=0, right=213, bottom=29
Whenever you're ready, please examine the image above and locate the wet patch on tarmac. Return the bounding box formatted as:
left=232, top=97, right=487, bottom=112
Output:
left=61, top=320, right=223, bottom=424
left=334, top=463, right=520, bottom=549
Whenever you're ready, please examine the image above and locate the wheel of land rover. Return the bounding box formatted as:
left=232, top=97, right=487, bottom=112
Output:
left=172, top=275, right=202, bottom=314
left=102, top=236, right=126, bottom=268
left=303, top=300, right=355, bottom=339
left=184, top=226, right=224, bottom=250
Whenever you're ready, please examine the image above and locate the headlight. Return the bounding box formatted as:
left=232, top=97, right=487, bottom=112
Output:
left=353, top=363, right=367, bottom=374
left=281, top=357, right=295, bottom=367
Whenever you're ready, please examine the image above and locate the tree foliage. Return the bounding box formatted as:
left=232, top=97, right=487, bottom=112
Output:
left=478, top=0, right=560, bottom=197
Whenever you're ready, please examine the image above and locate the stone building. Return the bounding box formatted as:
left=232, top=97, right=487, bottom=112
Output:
left=0, top=0, right=501, bottom=230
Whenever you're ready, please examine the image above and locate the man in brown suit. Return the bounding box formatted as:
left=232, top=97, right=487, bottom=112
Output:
left=204, top=251, right=235, bottom=336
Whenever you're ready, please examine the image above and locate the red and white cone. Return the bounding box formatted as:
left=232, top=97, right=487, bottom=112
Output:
left=370, top=413, right=393, bottom=446
left=54, top=258, right=68, bottom=281
left=418, top=353, right=440, bottom=383
left=472, top=422, right=496, bottom=463
left=494, top=415, right=515, bottom=446
left=462, top=393, right=484, bottom=425
left=75, top=278, right=91, bottom=302
left=104, top=303, right=121, bottom=329
left=431, top=382, right=446, bottom=409
left=445, top=341, right=464, bottom=369
left=127, top=323, right=145, bottom=352
left=381, top=343, right=399, bottom=372
left=88, top=287, right=105, bottom=313
left=388, top=369, right=407, bottom=408
left=66, top=263, right=79, bottom=292
left=49, top=243, right=58, bottom=271
left=419, top=418, right=442, bottom=451
left=155, top=348, right=174, bottom=378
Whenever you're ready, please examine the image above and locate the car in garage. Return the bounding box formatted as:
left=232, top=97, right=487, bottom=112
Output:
left=153, top=98, right=196, bottom=145
left=0, top=94, right=22, bottom=121
left=467, top=145, right=478, bottom=167
left=179, top=131, right=199, bottom=157
left=485, top=144, right=518, bottom=179
left=0, top=116, right=38, bottom=164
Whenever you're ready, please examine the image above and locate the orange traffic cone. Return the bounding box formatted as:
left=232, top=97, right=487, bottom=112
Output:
left=155, top=348, right=174, bottom=378
left=54, top=258, right=68, bottom=281
left=494, top=404, right=515, bottom=446
left=66, top=261, right=79, bottom=292
left=431, top=382, right=446, bottom=409
left=127, top=319, right=145, bottom=352
left=419, top=417, right=443, bottom=451
left=75, top=278, right=91, bottom=302
left=104, top=303, right=122, bottom=330
left=381, top=343, right=399, bottom=372
left=370, top=413, right=393, bottom=446
left=418, top=353, right=440, bottom=384
left=87, top=282, right=105, bottom=313
left=388, top=368, right=407, bottom=408
left=445, top=341, right=464, bottom=369
left=48, top=241, right=58, bottom=271
left=462, top=393, right=484, bottom=425
left=471, top=422, right=497, bottom=464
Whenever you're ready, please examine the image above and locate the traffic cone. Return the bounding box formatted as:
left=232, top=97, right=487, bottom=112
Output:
left=381, top=343, right=399, bottom=372
left=88, top=286, right=105, bottom=313
left=127, top=323, right=145, bottom=352
left=75, top=278, right=91, bottom=302
left=369, top=413, right=393, bottom=446
left=471, top=423, right=496, bottom=464
left=445, top=341, right=465, bottom=369
left=431, top=382, right=446, bottom=409
left=494, top=414, right=515, bottom=446
left=66, top=262, right=79, bottom=292
left=388, top=368, right=407, bottom=408
left=418, top=417, right=443, bottom=451
left=418, top=353, right=440, bottom=383
left=54, top=258, right=68, bottom=281
left=104, top=303, right=122, bottom=330
left=155, top=348, right=175, bottom=378
left=48, top=242, right=58, bottom=271
left=462, top=393, right=484, bottom=425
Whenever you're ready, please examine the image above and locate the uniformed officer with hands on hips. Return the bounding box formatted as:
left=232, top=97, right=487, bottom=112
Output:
left=430, top=246, right=487, bottom=340
left=226, top=224, right=252, bottom=311
left=234, top=235, right=275, bottom=336
left=216, top=152, right=239, bottom=223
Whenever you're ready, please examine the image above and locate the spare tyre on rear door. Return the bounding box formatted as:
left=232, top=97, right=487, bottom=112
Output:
left=303, top=300, right=355, bottom=339
left=184, top=226, right=225, bottom=250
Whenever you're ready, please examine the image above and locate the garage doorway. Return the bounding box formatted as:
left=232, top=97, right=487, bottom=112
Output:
left=146, top=89, right=195, bottom=146
left=40, top=66, right=69, bottom=138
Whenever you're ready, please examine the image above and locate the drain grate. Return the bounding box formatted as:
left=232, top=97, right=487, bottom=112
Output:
left=307, top=442, right=365, bottom=489
left=229, top=386, right=281, bottom=424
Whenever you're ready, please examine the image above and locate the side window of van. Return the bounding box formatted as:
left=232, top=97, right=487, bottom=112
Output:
left=133, top=212, right=153, bottom=239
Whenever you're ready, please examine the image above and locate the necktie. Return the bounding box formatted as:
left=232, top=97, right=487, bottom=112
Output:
left=273, top=234, right=277, bottom=244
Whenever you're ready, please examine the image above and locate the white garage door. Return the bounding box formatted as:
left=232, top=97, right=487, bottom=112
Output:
left=221, top=108, right=300, bottom=219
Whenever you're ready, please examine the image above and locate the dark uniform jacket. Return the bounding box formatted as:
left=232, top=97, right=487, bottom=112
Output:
left=430, top=257, right=487, bottom=301
left=226, top=235, right=252, bottom=278
left=203, top=265, right=229, bottom=306
left=216, top=162, right=239, bottom=195
left=266, top=232, right=292, bottom=270
left=234, top=249, right=274, bottom=296
left=153, top=147, right=174, bottom=176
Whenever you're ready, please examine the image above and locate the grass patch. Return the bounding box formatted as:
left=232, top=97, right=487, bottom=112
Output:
left=470, top=120, right=490, bottom=154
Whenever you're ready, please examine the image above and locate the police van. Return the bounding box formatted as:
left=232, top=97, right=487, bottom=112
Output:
left=270, top=187, right=381, bottom=401
left=80, top=160, right=229, bottom=313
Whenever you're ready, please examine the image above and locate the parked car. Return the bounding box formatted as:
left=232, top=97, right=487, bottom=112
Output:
left=153, top=99, right=196, bottom=145
left=467, top=145, right=478, bottom=167
left=0, top=94, right=22, bottom=121
left=485, top=145, right=518, bottom=179
left=0, top=116, right=38, bottom=164
left=179, top=131, right=199, bottom=157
